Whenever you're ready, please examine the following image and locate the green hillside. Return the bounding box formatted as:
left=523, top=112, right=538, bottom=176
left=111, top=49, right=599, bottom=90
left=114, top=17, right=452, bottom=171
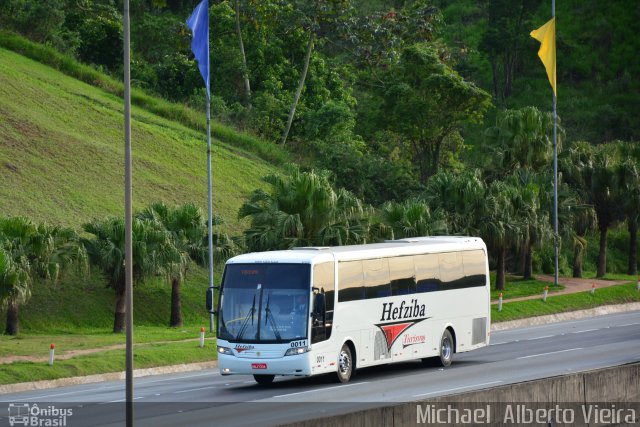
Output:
left=0, top=47, right=277, bottom=233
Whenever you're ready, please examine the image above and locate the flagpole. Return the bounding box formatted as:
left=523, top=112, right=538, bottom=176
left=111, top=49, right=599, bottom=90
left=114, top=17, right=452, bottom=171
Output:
left=187, top=0, right=213, bottom=332
left=207, top=92, right=215, bottom=333
left=123, top=0, right=134, bottom=425
left=552, top=0, right=558, bottom=287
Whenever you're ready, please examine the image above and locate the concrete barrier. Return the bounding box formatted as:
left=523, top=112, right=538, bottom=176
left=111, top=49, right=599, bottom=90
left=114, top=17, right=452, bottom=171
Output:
left=281, top=363, right=640, bottom=427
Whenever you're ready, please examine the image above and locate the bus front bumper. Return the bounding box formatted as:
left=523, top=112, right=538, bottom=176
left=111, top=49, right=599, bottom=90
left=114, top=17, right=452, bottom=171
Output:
left=218, top=353, right=312, bottom=376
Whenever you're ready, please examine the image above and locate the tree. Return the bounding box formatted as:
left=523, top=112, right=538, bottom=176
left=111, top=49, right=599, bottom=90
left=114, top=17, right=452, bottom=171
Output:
left=479, top=180, right=525, bottom=290
left=482, top=106, right=560, bottom=179
left=234, top=0, right=252, bottom=107
left=278, top=0, right=354, bottom=145
left=379, top=199, right=447, bottom=240
left=616, top=142, right=640, bottom=275
left=585, top=144, right=623, bottom=278
left=383, top=43, right=491, bottom=182
left=0, top=247, right=31, bottom=336
left=239, top=164, right=371, bottom=251
left=423, top=169, right=487, bottom=236
left=0, top=217, right=86, bottom=335
left=559, top=141, right=599, bottom=278
left=138, top=202, right=238, bottom=327
left=506, top=172, right=551, bottom=279
left=83, top=217, right=179, bottom=333
left=478, top=0, right=542, bottom=102
left=424, top=170, right=527, bottom=290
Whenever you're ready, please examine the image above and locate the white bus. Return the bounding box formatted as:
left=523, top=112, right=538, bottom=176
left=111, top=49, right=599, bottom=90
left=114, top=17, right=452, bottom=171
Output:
left=209, top=236, right=491, bottom=384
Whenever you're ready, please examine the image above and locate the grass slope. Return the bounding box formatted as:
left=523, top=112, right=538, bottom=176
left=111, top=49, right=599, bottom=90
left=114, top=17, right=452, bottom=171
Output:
left=0, top=47, right=277, bottom=233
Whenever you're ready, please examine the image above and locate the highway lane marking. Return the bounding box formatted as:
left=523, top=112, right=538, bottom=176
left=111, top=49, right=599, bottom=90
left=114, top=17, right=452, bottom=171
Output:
left=138, top=371, right=217, bottom=386
left=272, top=381, right=369, bottom=398
left=517, top=347, right=583, bottom=360
left=173, top=386, right=218, bottom=394
left=526, top=335, right=555, bottom=340
left=491, top=321, right=635, bottom=346
left=98, top=396, right=145, bottom=404
left=0, top=372, right=220, bottom=403
left=0, top=384, right=125, bottom=402
left=413, top=381, right=502, bottom=397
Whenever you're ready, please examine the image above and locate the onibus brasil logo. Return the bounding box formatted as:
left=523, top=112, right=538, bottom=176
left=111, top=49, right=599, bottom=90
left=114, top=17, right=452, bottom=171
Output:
left=375, top=299, right=430, bottom=351
left=7, top=403, right=73, bottom=426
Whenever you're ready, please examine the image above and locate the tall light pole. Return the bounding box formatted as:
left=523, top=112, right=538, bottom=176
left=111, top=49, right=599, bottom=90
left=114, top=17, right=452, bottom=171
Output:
left=123, top=0, right=134, bottom=425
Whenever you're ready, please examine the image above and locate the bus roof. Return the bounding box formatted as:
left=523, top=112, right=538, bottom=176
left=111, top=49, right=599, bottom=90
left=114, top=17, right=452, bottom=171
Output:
left=226, top=236, right=487, bottom=265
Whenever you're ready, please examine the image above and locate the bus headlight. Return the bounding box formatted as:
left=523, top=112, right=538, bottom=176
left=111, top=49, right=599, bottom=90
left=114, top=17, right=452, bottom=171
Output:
left=218, top=346, right=233, bottom=355
left=284, top=347, right=309, bottom=356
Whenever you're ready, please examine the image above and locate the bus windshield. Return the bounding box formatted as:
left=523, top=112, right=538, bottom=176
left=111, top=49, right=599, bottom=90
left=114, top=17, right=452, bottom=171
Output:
left=218, top=263, right=310, bottom=343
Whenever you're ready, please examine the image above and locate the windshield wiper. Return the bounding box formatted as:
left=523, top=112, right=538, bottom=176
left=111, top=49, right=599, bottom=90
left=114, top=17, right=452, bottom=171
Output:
left=264, top=293, right=282, bottom=341
left=236, top=294, right=256, bottom=341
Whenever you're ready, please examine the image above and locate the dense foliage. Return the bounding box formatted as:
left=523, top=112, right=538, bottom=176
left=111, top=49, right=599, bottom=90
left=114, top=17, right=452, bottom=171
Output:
left=0, top=0, right=637, bottom=310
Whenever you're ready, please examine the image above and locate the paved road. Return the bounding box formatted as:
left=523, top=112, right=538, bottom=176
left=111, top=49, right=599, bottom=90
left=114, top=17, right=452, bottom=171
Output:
left=1, top=311, right=639, bottom=426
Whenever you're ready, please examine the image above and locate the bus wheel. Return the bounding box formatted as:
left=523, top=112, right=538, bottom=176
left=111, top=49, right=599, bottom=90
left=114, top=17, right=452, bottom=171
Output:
left=438, top=329, right=454, bottom=367
left=334, top=344, right=353, bottom=383
left=253, top=374, right=275, bottom=385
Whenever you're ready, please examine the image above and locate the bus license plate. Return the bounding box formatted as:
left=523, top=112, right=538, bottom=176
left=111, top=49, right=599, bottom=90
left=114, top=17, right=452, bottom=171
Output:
left=251, top=363, right=267, bottom=369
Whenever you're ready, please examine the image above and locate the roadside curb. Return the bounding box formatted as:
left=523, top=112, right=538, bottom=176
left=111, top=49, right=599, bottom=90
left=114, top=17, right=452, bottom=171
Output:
left=0, top=360, right=218, bottom=395
left=491, top=301, right=640, bottom=331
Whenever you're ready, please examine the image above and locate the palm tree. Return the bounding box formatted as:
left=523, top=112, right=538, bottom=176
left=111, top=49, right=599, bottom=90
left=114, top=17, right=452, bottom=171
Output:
left=239, top=164, right=371, bottom=251
left=590, top=145, right=624, bottom=277
left=559, top=141, right=598, bottom=278
left=560, top=141, right=624, bottom=278
left=507, top=171, right=552, bottom=280
left=0, top=217, right=86, bottom=335
left=379, top=199, right=448, bottom=240
left=138, top=202, right=238, bottom=327
left=83, top=217, right=179, bottom=333
left=0, top=247, right=31, bottom=335
left=616, top=143, right=640, bottom=275
left=478, top=180, right=525, bottom=291
left=423, top=169, right=486, bottom=235
left=482, top=106, right=561, bottom=179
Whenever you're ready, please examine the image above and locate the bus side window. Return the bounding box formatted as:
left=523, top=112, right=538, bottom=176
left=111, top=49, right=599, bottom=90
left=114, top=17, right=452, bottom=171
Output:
left=439, top=252, right=466, bottom=289
left=364, top=258, right=391, bottom=299
left=389, top=256, right=416, bottom=295
left=313, top=262, right=335, bottom=343
left=338, top=261, right=364, bottom=302
left=463, top=250, right=487, bottom=287
left=415, top=254, right=440, bottom=293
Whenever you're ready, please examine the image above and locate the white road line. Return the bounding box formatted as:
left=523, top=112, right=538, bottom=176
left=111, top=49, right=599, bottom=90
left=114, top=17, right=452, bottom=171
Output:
left=139, top=371, right=216, bottom=385
left=571, top=328, right=599, bottom=334
left=413, top=381, right=502, bottom=397
left=1, top=371, right=219, bottom=403
left=272, top=382, right=369, bottom=399
left=98, top=396, right=145, bottom=405
left=517, top=347, right=582, bottom=360
left=527, top=335, right=555, bottom=340
left=619, top=323, right=640, bottom=327
left=0, top=385, right=124, bottom=402
left=173, top=386, right=218, bottom=394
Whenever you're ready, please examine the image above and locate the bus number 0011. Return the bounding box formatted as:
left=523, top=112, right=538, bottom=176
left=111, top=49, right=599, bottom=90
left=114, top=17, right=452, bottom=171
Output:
left=290, top=340, right=306, bottom=348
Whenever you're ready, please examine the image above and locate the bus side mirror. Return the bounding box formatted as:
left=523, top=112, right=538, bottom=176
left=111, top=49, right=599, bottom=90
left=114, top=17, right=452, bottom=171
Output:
left=206, top=286, right=218, bottom=314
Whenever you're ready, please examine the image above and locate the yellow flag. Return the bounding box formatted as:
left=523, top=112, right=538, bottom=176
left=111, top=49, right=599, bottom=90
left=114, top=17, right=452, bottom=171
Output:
left=530, top=17, right=556, bottom=95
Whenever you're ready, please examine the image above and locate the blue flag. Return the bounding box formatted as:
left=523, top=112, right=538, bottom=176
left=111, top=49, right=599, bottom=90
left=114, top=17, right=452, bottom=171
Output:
left=187, top=0, right=210, bottom=96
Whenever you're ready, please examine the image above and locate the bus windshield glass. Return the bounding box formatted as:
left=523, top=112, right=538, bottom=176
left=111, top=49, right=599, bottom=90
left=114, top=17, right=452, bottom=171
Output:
left=218, top=263, right=310, bottom=343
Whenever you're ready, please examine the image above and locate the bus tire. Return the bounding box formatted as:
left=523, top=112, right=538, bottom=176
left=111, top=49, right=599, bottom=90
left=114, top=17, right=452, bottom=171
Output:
left=334, top=344, right=353, bottom=383
left=253, top=374, right=275, bottom=385
left=438, top=329, right=454, bottom=367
